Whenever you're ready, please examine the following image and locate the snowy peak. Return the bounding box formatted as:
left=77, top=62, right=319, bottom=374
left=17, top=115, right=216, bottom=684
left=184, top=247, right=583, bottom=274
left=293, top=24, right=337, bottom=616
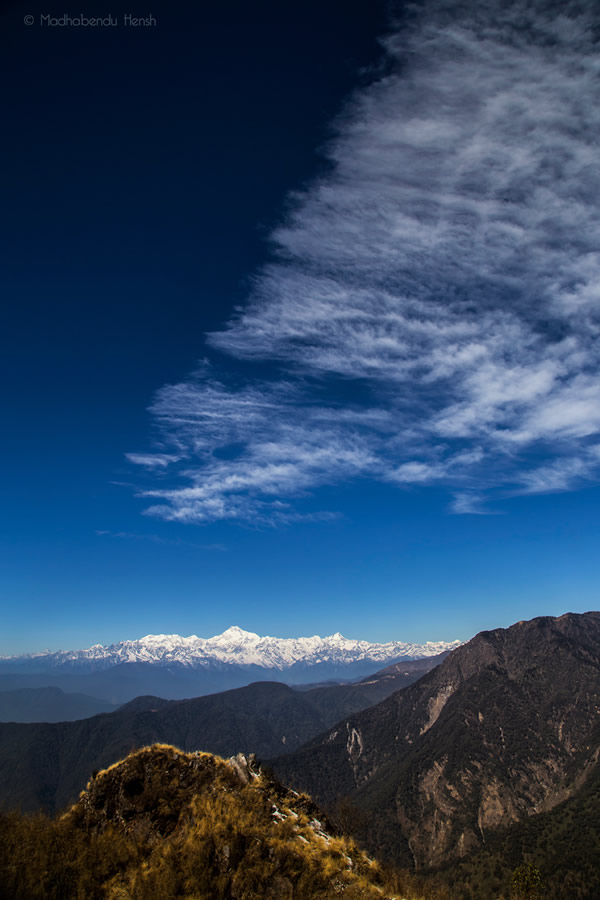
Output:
left=2, top=626, right=462, bottom=673
left=220, top=626, right=259, bottom=639
left=211, top=626, right=261, bottom=646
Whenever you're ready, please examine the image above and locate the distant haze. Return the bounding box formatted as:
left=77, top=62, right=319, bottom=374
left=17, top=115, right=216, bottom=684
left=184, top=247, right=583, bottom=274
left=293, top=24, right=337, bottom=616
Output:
left=0, top=627, right=461, bottom=704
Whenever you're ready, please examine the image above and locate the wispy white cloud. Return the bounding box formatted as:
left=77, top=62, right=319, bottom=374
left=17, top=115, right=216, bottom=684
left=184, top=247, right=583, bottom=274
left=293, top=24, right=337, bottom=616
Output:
left=517, top=445, right=600, bottom=495
left=95, top=529, right=227, bottom=550
left=130, top=0, right=600, bottom=522
left=450, top=492, right=499, bottom=516
left=125, top=453, right=181, bottom=469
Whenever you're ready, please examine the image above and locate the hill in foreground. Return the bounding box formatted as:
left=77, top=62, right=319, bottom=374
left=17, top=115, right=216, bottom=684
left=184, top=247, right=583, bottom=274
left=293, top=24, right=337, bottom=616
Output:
left=0, top=743, right=435, bottom=900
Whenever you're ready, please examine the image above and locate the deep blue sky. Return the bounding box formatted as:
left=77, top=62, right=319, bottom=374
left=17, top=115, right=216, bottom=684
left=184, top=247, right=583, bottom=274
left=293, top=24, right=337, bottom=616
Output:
left=2, top=0, right=599, bottom=655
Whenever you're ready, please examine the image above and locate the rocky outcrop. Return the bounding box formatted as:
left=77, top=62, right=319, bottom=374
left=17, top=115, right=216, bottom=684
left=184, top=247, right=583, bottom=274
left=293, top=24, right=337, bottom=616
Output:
left=59, top=743, right=393, bottom=899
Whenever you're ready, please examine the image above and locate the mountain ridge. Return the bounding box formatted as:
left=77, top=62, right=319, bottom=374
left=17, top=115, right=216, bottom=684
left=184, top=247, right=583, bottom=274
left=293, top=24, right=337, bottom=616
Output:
left=272, top=611, right=600, bottom=871
left=1, top=625, right=461, bottom=672
left=0, top=653, right=447, bottom=811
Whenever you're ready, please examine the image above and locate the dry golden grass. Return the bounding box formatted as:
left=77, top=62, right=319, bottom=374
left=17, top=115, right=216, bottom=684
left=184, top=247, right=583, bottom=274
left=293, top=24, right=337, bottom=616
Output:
left=2, top=743, right=448, bottom=899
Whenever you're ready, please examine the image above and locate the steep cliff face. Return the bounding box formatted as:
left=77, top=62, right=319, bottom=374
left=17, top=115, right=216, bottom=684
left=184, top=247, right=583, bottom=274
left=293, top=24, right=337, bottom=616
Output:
left=273, top=612, right=600, bottom=869
left=436, top=750, right=600, bottom=899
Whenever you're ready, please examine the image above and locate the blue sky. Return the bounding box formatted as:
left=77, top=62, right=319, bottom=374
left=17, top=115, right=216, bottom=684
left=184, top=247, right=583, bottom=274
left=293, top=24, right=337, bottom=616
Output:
left=2, top=0, right=599, bottom=655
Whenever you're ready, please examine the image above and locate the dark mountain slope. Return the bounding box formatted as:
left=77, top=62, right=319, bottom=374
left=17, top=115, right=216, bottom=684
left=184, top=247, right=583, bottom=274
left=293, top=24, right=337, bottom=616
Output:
left=0, top=681, right=325, bottom=814
left=0, top=652, right=447, bottom=815
left=299, top=652, right=448, bottom=723
left=0, top=686, right=117, bottom=722
left=273, top=612, right=600, bottom=870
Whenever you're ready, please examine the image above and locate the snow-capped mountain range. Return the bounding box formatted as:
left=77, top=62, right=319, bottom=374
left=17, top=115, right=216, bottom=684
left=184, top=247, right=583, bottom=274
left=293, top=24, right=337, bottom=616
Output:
left=2, top=626, right=461, bottom=673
